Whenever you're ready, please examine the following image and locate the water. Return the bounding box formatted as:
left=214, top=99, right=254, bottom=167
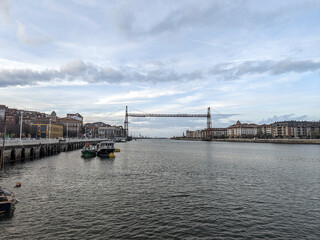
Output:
left=1, top=139, right=320, bottom=239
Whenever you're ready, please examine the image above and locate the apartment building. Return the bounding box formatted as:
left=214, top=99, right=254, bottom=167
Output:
left=98, top=125, right=125, bottom=138
left=272, top=121, right=320, bottom=138
left=257, top=124, right=272, bottom=138
left=227, top=121, right=258, bottom=138
left=57, top=117, right=83, bottom=137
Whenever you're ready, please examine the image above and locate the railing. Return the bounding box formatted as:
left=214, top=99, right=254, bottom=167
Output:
left=0, top=138, right=111, bottom=146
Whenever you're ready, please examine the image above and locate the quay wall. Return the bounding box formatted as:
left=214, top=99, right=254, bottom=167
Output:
left=0, top=139, right=104, bottom=164
left=172, top=138, right=320, bottom=145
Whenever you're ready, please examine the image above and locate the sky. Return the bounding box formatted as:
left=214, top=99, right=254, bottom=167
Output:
left=0, top=0, right=319, bottom=137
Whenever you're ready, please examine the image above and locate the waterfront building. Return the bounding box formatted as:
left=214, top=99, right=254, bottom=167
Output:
left=98, top=125, right=125, bottom=138
left=0, top=105, right=7, bottom=121
left=201, top=128, right=227, bottom=138
left=84, top=123, right=99, bottom=138
left=194, top=130, right=203, bottom=139
left=257, top=124, right=272, bottom=138
left=272, top=121, right=320, bottom=138
left=5, top=115, right=16, bottom=124
left=92, top=122, right=107, bottom=128
left=185, top=130, right=205, bottom=139
left=185, top=130, right=195, bottom=138
left=30, top=120, right=63, bottom=138
left=57, top=117, right=83, bottom=138
left=227, top=121, right=258, bottom=138
left=67, top=113, right=83, bottom=123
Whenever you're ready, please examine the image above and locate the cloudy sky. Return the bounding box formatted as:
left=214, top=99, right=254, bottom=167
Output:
left=0, top=0, right=319, bottom=137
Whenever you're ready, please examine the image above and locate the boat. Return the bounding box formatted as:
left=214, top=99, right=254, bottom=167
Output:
left=0, top=187, right=17, bottom=215
left=96, top=140, right=115, bottom=157
left=115, top=138, right=127, bottom=142
left=81, top=143, right=97, bottom=158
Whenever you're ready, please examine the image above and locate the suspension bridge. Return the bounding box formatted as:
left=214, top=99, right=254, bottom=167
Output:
left=124, top=106, right=212, bottom=137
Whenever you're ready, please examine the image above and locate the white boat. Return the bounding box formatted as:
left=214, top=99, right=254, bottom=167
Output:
left=115, top=138, right=127, bottom=142
left=96, top=141, right=115, bottom=157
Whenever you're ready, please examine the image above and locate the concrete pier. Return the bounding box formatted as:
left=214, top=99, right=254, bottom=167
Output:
left=0, top=138, right=106, bottom=164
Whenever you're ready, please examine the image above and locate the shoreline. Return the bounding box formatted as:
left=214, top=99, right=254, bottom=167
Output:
left=171, top=137, right=320, bottom=145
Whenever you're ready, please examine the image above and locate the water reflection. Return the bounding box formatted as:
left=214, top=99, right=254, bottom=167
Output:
left=1, top=140, right=320, bottom=239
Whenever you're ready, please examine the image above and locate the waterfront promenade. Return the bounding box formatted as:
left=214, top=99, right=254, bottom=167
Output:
left=173, top=137, right=320, bottom=144
left=0, top=138, right=109, bottom=165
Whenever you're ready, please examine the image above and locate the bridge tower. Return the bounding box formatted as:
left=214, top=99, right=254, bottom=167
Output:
left=124, top=106, right=129, bottom=137
left=206, top=107, right=212, bottom=139
left=207, top=107, right=212, bottom=129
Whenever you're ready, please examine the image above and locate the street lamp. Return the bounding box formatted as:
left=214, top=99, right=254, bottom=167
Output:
left=49, top=118, right=51, bottom=139
left=20, top=111, right=23, bottom=142
left=1, top=112, right=7, bottom=171
left=67, top=123, right=69, bottom=139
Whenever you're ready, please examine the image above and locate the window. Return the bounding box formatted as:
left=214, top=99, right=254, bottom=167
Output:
left=40, top=125, right=47, bottom=131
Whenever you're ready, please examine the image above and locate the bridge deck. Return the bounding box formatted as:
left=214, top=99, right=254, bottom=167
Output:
left=128, top=113, right=208, bottom=117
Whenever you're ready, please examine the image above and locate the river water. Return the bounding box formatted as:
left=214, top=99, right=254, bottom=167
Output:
left=1, top=139, right=319, bottom=239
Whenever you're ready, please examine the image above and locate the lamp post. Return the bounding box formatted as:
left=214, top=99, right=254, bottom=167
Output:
left=49, top=118, right=52, bottom=139
left=1, top=113, right=6, bottom=171
left=20, top=111, right=23, bottom=142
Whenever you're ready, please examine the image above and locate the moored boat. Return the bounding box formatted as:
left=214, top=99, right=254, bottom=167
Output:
left=81, top=143, right=97, bottom=158
left=115, top=138, right=127, bottom=142
left=96, top=140, right=115, bottom=157
left=0, top=187, right=17, bottom=215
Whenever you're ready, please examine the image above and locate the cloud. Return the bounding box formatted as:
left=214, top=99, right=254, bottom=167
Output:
left=112, top=0, right=298, bottom=39
left=176, top=94, right=203, bottom=103
left=258, top=114, right=308, bottom=124
left=209, top=59, right=320, bottom=80
left=97, top=88, right=186, bottom=105
left=213, top=113, right=240, bottom=121
left=0, top=58, right=319, bottom=88
left=0, top=0, right=10, bottom=23
left=16, top=22, right=51, bottom=46
left=0, top=59, right=202, bottom=87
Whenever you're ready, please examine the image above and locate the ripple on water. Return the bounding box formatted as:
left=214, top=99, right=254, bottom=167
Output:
left=1, top=140, right=320, bottom=239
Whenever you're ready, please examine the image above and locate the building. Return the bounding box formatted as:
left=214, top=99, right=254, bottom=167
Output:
left=98, top=125, right=125, bottom=138
left=57, top=117, right=83, bottom=138
left=205, top=128, right=227, bottom=138
left=272, top=121, right=320, bottom=138
left=84, top=123, right=98, bottom=138
left=227, top=121, right=258, bottom=138
left=0, top=105, right=7, bottom=121
left=185, top=130, right=204, bottom=139
left=67, top=113, right=83, bottom=123
left=30, top=120, right=64, bottom=139
left=84, top=122, right=108, bottom=138
left=257, top=124, right=272, bottom=138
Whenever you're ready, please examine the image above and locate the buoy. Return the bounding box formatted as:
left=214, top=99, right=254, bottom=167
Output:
left=109, top=153, right=115, bottom=158
left=115, top=148, right=120, bottom=152
left=15, top=182, right=21, bottom=188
